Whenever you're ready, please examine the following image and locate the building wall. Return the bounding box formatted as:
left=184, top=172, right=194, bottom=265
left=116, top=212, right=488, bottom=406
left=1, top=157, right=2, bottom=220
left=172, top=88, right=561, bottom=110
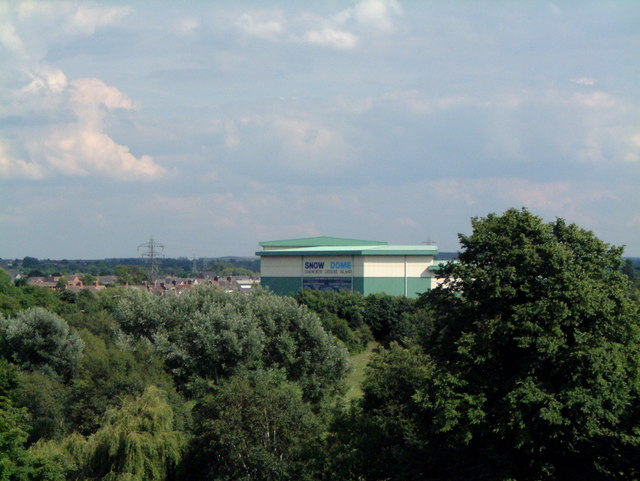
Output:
left=261, top=254, right=435, bottom=298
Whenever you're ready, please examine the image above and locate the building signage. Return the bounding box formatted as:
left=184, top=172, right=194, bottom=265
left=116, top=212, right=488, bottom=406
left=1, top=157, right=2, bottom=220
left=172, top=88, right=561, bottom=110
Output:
left=302, top=277, right=353, bottom=291
left=303, top=257, right=353, bottom=277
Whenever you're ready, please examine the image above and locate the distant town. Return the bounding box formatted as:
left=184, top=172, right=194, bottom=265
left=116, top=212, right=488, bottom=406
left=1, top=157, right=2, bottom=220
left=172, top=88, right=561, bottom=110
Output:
left=0, top=255, right=261, bottom=295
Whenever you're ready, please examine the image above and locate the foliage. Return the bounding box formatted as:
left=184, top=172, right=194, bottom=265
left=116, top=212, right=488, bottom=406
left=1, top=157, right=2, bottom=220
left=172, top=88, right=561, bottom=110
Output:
left=0, top=271, right=61, bottom=317
left=0, top=360, right=30, bottom=480
left=113, top=288, right=350, bottom=402
left=14, top=371, right=68, bottom=442
left=66, top=330, right=185, bottom=435
left=77, top=386, right=186, bottom=481
left=622, top=258, right=640, bottom=291
left=0, top=308, right=83, bottom=380
left=364, top=293, right=417, bottom=345
left=184, top=370, right=323, bottom=481
left=114, top=265, right=148, bottom=285
left=348, top=208, right=640, bottom=480
left=208, top=261, right=257, bottom=276
left=295, top=290, right=372, bottom=353
left=0, top=360, right=68, bottom=481
left=296, top=289, right=418, bottom=347
left=295, top=290, right=366, bottom=329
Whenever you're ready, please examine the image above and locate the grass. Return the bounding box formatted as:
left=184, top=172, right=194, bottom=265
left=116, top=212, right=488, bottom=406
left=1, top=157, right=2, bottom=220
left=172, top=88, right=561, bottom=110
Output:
left=344, top=341, right=379, bottom=401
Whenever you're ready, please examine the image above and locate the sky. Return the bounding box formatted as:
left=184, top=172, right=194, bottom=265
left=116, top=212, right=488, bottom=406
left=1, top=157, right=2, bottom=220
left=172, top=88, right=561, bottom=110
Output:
left=1, top=0, right=639, bottom=259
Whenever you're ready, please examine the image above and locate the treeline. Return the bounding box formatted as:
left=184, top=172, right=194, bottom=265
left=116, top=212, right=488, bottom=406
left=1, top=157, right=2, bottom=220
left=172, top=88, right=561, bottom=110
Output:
left=2, top=208, right=640, bottom=480
left=0, top=278, right=351, bottom=480
left=3, top=256, right=259, bottom=279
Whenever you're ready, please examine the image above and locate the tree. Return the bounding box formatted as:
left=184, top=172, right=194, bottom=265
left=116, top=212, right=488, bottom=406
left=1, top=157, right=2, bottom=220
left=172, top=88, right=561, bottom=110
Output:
left=0, top=360, right=67, bottom=481
left=79, top=274, right=96, bottom=287
left=67, top=331, right=184, bottom=435
left=77, top=386, right=185, bottom=481
left=21, top=257, right=39, bottom=269
left=351, top=208, right=640, bottom=480
left=112, top=288, right=350, bottom=402
left=0, top=360, right=31, bottom=481
left=184, top=370, right=323, bottom=481
left=14, top=371, right=68, bottom=442
left=0, top=308, right=84, bottom=380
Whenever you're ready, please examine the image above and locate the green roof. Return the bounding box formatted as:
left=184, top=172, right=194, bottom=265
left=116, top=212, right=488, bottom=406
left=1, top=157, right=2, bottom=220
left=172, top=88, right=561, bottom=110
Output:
left=257, top=244, right=438, bottom=257
left=259, top=236, right=387, bottom=248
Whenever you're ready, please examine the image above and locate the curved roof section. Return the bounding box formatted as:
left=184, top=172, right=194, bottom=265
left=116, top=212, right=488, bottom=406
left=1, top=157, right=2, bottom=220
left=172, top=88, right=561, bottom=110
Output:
left=259, top=236, right=387, bottom=248
left=257, top=244, right=438, bottom=257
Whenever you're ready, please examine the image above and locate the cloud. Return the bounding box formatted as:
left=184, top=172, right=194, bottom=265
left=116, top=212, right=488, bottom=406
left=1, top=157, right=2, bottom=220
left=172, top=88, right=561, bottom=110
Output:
left=268, top=116, right=353, bottom=171
left=624, top=134, right=640, bottom=162
left=0, top=140, right=45, bottom=179
left=235, top=1, right=402, bottom=50
left=34, top=78, right=165, bottom=180
left=302, top=27, right=358, bottom=49
left=3, top=76, right=166, bottom=181
left=22, top=65, right=68, bottom=94
left=428, top=177, right=619, bottom=227
left=349, top=0, right=403, bottom=32
left=174, top=17, right=199, bottom=36
left=16, top=2, right=130, bottom=36
left=236, top=12, right=284, bottom=40
left=572, top=91, right=615, bottom=109
left=147, top=194, right=250, bottom=229
left=0, top=3, right=164, bottom=182
left=0, top=20, right=25, bottom=55
left=66, top=5, right=130, bottom=35
left=570, top=77, right=597, bottom=86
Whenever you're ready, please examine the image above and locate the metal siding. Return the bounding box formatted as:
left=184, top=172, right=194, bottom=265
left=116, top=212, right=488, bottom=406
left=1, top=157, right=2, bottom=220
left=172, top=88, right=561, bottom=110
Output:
left=362, top=277, right=405, bottom=296
left=261, top=277, right=303, bottom=296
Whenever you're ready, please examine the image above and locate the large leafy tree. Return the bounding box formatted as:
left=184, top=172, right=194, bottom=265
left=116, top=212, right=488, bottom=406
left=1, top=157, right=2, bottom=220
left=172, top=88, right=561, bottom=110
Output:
left=112, top=288, right=350, bottom=402
left=0, top=308, right=83, bottom=380
left=351, top=208, right=640, bottom=480
left=184, top=370, right=323, bottom=481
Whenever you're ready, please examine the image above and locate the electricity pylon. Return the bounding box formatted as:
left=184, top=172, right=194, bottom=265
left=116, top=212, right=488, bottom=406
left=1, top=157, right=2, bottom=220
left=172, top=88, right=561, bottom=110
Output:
left=138, top=236, right=164, bottom=284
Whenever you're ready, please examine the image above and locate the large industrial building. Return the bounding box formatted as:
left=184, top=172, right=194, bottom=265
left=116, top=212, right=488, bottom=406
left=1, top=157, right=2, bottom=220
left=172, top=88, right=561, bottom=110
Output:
left=257, top=236, right=440, bottom=298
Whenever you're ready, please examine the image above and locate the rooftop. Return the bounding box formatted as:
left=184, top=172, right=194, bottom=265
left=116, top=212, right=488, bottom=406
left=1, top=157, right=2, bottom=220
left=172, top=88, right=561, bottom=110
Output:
left=257, top=244, right=438, bottom=257
left=259, top=236, right=387, bottom=248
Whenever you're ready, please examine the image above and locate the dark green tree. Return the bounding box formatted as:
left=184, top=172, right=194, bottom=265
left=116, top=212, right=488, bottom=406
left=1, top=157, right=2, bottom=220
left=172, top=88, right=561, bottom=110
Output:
left=0, top=360, right=67, bottom=481
left=348, top=208, right=640, bottom=481
left=0, top=360, right=31, bottom=481
left=66, top=331, right=184, bottom=435
left=184, top=370, right=323, bottom=481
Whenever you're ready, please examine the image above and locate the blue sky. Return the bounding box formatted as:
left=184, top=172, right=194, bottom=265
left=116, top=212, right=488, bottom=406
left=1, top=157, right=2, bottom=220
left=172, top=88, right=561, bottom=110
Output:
left=1, top=1, right=639, bottom=258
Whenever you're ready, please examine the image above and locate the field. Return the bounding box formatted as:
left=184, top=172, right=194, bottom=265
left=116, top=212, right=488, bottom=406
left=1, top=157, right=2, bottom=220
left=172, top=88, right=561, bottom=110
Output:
left=345, top=341, right=379, bottom=400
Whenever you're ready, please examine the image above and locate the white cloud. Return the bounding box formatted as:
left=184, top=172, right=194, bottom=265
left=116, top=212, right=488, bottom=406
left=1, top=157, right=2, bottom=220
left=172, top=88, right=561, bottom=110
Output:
left=39, top=128, right=163, bottom=179
left=15, top=2, right=129, bottom=36
left=572, top=91, right=615, bottom=109
left=0, top=140, right=45, bottom=180
left=351, top=0, right=403, bottom=32
left=3, top=75, right=166, bottom=181
left=236, top=12, right=285, bottom=40
left=235, top=1, right=402, bottom=50
left=303, top=27, right=358, bottom=50
left=624, top=134, right=640, bottom=162
left=22, top=65, right=68, bottom=94
left=0, top=20, right=25, bottom=55
left=33, top=78, right=165, bottom=180
left=570, top=77, right=597, bottom=86
left=67, top=5, right=130, bottom=35
left=269, top=116, right=353, bottom=171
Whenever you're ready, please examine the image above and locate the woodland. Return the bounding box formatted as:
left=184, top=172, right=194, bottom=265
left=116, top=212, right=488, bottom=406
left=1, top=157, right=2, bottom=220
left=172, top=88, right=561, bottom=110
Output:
left=1, top=208, right=640, bottom=481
